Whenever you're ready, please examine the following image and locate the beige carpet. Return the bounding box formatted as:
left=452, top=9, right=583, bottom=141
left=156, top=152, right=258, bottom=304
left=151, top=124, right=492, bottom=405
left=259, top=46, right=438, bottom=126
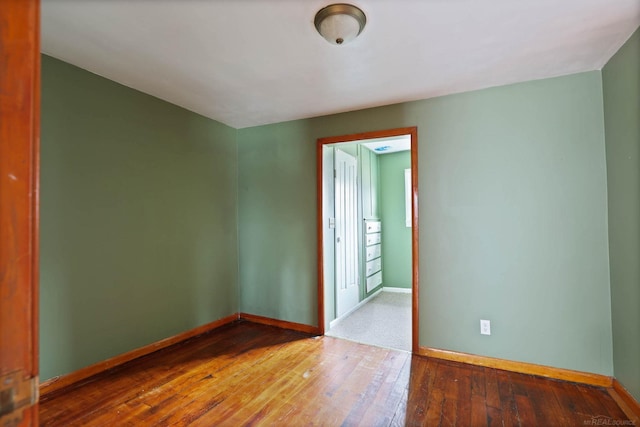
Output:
left=326, top=291, right=411, bottom=351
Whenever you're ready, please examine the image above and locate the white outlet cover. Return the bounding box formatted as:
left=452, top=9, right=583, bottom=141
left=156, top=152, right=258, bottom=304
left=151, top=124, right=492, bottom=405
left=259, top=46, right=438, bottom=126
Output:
left=480, top=319, right=491, bottom=335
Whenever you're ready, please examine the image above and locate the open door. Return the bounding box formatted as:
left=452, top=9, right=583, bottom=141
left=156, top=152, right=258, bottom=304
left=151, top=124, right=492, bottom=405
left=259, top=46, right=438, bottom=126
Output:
left=0, top=1, right=41, bottom=425
left=334, top=148, right=359, bottom=317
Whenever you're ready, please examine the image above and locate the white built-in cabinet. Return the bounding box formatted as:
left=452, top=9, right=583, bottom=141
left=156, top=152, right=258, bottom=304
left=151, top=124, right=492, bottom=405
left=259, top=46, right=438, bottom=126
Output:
left=364, top=220, right=382, bottom=293
left=360, top=146, right=379, bottom=220
left=359, top=147, right=382, bottom=295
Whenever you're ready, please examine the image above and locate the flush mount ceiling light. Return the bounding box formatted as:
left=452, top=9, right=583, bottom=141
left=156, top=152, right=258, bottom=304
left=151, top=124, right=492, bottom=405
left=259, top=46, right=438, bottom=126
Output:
left=314, top=3, right=366, bottom=45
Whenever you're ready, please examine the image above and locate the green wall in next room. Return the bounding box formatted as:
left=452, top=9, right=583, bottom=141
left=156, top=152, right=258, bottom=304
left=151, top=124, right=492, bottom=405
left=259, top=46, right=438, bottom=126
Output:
left=237, top=70, right=613, bottom=376
left=40, top=55, right=239, bottom=381
left=379, top=151, right=412, bottom=289
left=603, top=27, right=640, bottom=401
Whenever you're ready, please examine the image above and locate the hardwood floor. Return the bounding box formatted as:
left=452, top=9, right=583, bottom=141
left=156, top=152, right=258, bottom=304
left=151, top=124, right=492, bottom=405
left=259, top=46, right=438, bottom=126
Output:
left=40, top=321, right=631, bottom=426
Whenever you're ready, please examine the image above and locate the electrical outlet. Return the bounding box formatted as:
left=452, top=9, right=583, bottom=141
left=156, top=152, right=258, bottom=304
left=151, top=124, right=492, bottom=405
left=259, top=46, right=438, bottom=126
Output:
left=480, top=319, right=491, bottom=335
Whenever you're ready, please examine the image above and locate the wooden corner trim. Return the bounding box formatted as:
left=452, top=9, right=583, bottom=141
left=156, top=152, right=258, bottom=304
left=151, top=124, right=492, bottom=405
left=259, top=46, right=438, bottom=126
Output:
left=610, top=379, right=640, bottom=422
left=239, top=313, right=320, bottom=335
left=40, top=313, right=240, bottom=396
left=419, top=346, right=613, bottom=388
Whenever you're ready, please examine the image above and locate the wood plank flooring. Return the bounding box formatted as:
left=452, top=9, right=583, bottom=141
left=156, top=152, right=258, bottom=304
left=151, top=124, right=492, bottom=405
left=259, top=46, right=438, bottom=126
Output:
left=40, top=321, right=631, bottom=426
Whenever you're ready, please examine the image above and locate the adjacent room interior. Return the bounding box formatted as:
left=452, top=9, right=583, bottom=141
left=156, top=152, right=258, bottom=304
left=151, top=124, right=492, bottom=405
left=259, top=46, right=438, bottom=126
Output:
left=2, top=0, right=638, bottom=425
left=321, top=134, right=414, bottom=352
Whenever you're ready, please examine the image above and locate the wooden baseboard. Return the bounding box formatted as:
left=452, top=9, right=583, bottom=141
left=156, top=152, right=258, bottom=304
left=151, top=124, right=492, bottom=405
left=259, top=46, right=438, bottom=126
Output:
left=609, top=379, right=640, bottom=422
left=239, top=312, right=320, bottom=335
left=419, top=346, right=613, bottom=387
left=40, top=313, right=239, bottom=396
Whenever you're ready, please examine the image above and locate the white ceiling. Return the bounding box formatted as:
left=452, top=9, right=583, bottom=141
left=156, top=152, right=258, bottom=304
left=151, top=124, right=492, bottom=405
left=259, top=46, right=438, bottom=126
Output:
left=361, top=135, right=411, bottom=155
left=42, top=0, right=640, bottom=129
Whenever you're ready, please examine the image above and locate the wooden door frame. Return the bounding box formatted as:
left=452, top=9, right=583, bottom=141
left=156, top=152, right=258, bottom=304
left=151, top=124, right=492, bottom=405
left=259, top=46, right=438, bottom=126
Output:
left=316, top=127, right=419, bottom=354
left=0, top=0, right=41, bottom=425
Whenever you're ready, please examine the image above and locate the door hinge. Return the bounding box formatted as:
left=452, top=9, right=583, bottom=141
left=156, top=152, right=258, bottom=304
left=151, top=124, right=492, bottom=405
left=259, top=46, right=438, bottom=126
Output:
left=0, top=371, right=38, bottom=425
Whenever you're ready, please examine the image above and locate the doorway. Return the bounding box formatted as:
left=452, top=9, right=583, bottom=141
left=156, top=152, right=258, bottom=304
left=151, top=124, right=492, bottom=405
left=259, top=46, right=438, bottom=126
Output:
left=316, top=127, right=419, bottom=353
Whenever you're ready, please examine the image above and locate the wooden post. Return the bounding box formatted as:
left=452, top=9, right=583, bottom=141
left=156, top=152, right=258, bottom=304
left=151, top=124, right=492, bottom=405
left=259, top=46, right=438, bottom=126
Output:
left=0, top=0, right=40, bottom=425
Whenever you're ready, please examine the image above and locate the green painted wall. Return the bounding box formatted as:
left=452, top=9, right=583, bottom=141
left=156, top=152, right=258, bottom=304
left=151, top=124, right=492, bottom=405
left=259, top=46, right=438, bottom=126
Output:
left=40, top=56, right=239, bottom=381
left=379, top=151, right=412, bottom=289
left=237, top=122, right=319, bottom=325
left=603, top=28, right=640, bottom=401
left=238, top=71, right=613, bottom=375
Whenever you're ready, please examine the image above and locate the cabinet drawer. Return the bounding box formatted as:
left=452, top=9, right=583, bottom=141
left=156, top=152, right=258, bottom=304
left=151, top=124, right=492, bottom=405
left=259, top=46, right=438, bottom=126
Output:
left=365, top=244, right=381, bottom=261
left=366, top=271, right=383, bottom=292
left=365, top=233, right=381, bottom=246
left=366, top=257, right=382, bottom=277
left=365, top=221, right=381, bottom=233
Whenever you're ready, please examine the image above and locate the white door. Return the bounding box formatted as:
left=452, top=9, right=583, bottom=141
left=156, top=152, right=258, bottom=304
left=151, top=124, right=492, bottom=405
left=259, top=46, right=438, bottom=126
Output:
left=335, top=148, right=359, bottom=317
